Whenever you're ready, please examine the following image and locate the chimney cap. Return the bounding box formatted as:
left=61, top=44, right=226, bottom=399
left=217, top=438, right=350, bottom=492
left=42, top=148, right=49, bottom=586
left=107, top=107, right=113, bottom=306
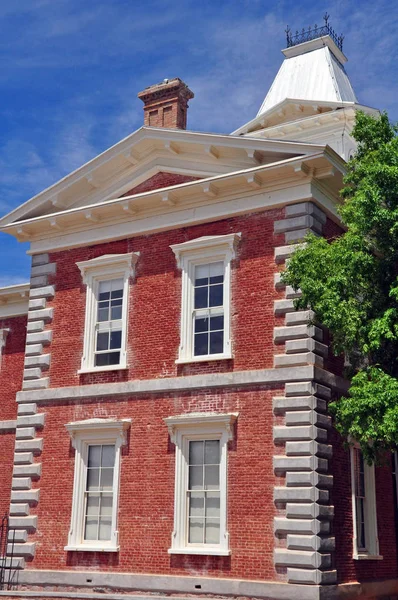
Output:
left=137, top=77, right=194, bottom=102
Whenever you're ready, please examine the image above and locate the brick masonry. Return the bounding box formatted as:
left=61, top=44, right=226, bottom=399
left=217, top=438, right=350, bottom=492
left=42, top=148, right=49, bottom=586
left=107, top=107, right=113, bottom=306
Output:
left=1, top=199, right=397, bottom=590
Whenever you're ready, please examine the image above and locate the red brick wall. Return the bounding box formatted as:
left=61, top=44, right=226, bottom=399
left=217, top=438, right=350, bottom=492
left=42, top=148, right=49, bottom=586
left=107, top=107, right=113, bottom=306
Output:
left=47, top=208, right=285, bottom=388
left=0, top=315, right=26, bottom=420
left=331, top=428, right=398, bottom=583
left=0, top=433, right=15, bottom=519
left=28, top=385, right=282, bottom=580
left=0, top=314, right=25, bottom=520
left=121, top=172, right=200, bottom=197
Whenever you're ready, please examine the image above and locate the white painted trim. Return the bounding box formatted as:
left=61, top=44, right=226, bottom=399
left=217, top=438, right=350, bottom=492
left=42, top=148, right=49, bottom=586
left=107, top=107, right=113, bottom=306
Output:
left=0, top=127, right=326, bottom=229
left=350, top=445, right=380, bottom=560
left=77, top=253, right=139, bottom=372
left=171, top=234, right=240, bottom=363
left=0, top=284, right=30, bottom=318
left=165, top=412, right=237, bottom=556
left=0, top=329, right=9, bottom=368
left=64, top=419, right=131, bottom=553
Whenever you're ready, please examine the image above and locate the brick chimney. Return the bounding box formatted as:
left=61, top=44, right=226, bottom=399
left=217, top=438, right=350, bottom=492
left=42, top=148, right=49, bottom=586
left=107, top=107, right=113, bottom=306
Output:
left=138, top=78, right=194, bottom=130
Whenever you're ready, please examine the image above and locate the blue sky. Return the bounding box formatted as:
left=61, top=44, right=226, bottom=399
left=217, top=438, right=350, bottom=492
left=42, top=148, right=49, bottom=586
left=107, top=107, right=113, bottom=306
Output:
left=0, top=0, right=397, bottom=286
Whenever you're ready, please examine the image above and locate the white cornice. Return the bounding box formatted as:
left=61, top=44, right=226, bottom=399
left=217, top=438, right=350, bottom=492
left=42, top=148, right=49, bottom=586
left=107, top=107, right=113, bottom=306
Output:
left=170, top=233, right=241, bottom=268
left=0, top=150, right=345, bottom=255
left=0, top=283, right=30, bottom=318
left=233, top=101, right=379, bottom=137
left=76, top=252, right=139, bottom=284
left=164, top=412, right=239, bottom=444
left=0, top=127, right=325, bottom=229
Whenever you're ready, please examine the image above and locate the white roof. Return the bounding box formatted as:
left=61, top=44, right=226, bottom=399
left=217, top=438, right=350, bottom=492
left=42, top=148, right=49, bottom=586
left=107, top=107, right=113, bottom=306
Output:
left=257, top=36, right=357, bottom=116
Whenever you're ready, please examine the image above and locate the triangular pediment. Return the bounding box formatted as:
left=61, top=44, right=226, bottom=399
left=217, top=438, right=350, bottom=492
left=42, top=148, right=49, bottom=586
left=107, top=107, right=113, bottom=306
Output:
left=0, top=126, right=327, bottom=228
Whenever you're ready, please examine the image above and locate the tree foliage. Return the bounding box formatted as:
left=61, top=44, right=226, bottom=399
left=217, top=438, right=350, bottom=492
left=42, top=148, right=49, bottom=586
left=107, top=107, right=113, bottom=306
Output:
left=282, top=111, right=398, bottom=462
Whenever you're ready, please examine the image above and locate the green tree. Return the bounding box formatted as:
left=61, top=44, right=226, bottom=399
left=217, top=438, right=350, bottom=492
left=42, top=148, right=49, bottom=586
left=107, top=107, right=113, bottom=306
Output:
left=282, top=111, right=398, bottom=462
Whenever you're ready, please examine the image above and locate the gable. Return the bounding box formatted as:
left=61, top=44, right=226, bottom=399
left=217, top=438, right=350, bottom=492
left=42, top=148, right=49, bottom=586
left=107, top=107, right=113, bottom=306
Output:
left=0, top=127, right=324, bottom=228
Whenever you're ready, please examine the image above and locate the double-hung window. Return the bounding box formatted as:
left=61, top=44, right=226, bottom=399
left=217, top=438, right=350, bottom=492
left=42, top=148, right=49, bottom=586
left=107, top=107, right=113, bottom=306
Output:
left=76, top=253, right=139, bottom=373
left=165, top=412, right=238, bottom=555
left=95, top=278, right=124, bottom=367
left=350, top=445, right=380, bottom=559
left=65, top=418, right=130, bottom=552
left=170, top=233, right=240, bottom=363
left=0, top=329, right=9, bottom=369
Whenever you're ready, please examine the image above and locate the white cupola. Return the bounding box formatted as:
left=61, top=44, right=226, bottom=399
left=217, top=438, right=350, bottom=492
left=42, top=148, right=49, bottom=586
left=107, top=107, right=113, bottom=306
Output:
left=233, top=15, right=378, bottom=161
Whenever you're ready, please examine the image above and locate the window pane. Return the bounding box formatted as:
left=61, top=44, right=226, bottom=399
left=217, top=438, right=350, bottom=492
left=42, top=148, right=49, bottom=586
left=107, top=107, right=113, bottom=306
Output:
left=98, top=517, right=112, bottom=541
left=100, top=468, right=114, bottom=490
left=205, top=440, right=220, bottom=464
left=98, top=307, right=109, bottom=322
left=194, top=333, right=208, bottom=356
left=99, top=280, right=111, bottom=295
left=210, top=331, right=223, bottom=354
left=110, top=289, right=123, bottom=300
left=110, top=330, right=122, bottom=350
left=204, top=465, right=219, bottom=489
left=96, top=332, right=109, bottom=351
left=189, top=519, right=204, bottom=543
left=205, top=520, right=220, bottom=544
left=87, top=468, right=100, bottom=491
left=210, top=315, right=224, bottom=331
left=102, top=445, right=115, bottom=468
left=110, top=304, right=122, bottom=320
left=95, top=351, right=120, bottom=367
left=195, top=264, right=209, bottom=283
left=84, top=518, right=98, bottom=541
left=194, top=316, right=208, bottom=333
left=189, top=441, right=203, bottom=465
left=209, top=261, right=223, bottom=279
left=189, top=492, right=205, bottom=517
left=88, top=446, right=101, bottom=468
left=100, top=494, right=113, bottom=517
left=209, top=284, right=223, bottom=307
left=189, top=465, right=203, bottom=490
left=86, top=493, right=100, bottom=515
left=205, top=492, right=220, bottom=518
left=194, top=287, right=208, bottom=309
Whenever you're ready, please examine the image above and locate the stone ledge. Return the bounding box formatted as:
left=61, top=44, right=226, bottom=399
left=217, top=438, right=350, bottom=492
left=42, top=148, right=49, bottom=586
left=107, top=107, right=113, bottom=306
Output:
left=16, top=366, right=348, bottom=404
left=0, top=420, right=16, bottom=432
left=16, top=569, right=321, bottom=600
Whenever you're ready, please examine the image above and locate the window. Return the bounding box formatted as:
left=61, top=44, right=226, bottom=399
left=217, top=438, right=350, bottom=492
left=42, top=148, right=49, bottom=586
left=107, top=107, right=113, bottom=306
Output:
left=165, top=412, right=238, bottom=555
left=65, top=418, right=130, bottom=552
left=76, top=253, right=139, bottom=373
left=350, top=445, right=380, bottom=559
left=0, top=329, right=9, bottom=368
left=170, top=233, right=240, bottom=363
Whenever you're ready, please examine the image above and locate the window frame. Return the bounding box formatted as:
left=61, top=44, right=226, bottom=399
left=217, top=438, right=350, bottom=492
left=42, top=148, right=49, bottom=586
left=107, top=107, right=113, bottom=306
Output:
left=0, top=329, right=9, bottom=369
left=64, top=418, right=130, bottom=553
left=170, top=234, right=240, bottom=364
left=350, top=444, right=381, bottom=560
left=76, top=253, right=139, bottom=374
left=165, top=412, right=238, bottom=556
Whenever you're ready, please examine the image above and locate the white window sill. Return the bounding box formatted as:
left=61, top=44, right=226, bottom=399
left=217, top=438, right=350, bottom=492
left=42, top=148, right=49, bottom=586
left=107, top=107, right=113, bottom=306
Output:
left=168, top=547, right=231, bottom=556
left=64, top=544, right=119, bottom=553
left=353, top=553, right=383, bottom=561
left=77, top=365, right=129, bottom=375
left=176, top=354, right=233, bottom=365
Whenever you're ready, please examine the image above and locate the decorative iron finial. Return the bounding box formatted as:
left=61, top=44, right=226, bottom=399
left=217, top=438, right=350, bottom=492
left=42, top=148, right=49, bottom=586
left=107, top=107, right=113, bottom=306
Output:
left=285, top=14, right=344, bottom=51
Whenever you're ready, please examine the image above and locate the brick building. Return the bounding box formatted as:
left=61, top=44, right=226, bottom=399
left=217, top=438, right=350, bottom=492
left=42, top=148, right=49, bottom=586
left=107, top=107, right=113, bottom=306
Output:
left=0, top=25, right=397, bottom=600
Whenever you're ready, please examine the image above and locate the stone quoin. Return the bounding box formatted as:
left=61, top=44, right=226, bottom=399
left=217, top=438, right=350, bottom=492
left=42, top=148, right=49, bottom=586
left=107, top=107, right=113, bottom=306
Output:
left=0, top=19, right=396, bottom=600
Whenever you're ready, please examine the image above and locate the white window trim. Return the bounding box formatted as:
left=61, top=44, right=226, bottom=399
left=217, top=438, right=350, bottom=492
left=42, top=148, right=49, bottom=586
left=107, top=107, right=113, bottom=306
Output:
left=64, top=418, right=131, bottom=553
left=0, top=329, right=9, bottom=368
left=76, top=253, right=139, bottom=374
left=350, top=444, right=382, bottom=560
left=170, top=234, right=240, bottom=364
left=165, top=412, right=238, bottom=556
